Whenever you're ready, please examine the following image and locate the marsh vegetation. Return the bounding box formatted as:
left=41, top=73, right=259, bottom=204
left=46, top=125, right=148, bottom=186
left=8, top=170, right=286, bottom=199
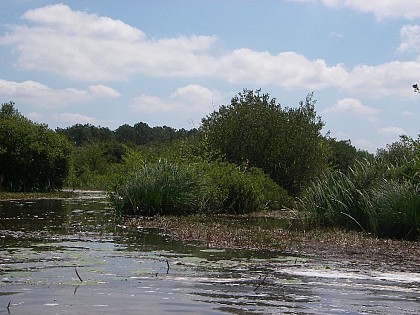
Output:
left=1, top=89, right=419, bottom=240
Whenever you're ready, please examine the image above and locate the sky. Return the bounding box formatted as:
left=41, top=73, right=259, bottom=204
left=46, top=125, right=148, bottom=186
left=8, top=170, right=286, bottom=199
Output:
left=0, top=1, right=420, bottom=153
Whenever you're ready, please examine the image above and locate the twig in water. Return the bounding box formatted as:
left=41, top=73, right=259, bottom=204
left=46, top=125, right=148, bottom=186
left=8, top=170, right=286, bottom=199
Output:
left=7, top=301, right=11, bottom=314
left=253, top=275, right=267, bottom=291
left=166, top=260, right=170, bottom=274
left=73, top=285, right=80, bottom=296
left=75, top=268, right=83, bottom=282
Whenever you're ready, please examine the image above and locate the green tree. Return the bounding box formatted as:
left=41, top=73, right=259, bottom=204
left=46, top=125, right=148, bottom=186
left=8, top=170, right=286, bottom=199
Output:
left=56, top=123, right=113, bottom=146
left=377, top=134, right=420, bottom=184
left=0, top=102, right=72, bottom=191
left=201, top=89, right=329, bottom=196
left=326, top=138, right=374, bottom=173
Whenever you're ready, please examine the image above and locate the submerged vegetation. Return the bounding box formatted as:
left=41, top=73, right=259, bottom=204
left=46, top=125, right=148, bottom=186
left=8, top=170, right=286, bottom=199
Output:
left=1, top=90, right=419, bottom=240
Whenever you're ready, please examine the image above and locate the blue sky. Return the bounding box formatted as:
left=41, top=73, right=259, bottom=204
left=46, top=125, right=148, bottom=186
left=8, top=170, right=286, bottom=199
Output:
left=1, top=1, right=420, bottom=152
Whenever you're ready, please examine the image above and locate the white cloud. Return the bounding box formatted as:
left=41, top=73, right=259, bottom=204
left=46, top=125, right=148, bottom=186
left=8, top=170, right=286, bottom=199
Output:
left=129, top=95, right=173, bottom=113
left=88, top=84, right=121, bottom=98
left=324, top=98, right=379, bottom=116
left=377, top=126, right=407, bottom=135
left=401, top=110, right=414, bottom=117
left=216, top=49, right=347, bottom=89
left=321, top=0, right=420, bottom=20
left=344, top=61, right=420, bottom=99
left=0, top=79, right=119, bottom=107
left=51, top=112, right=97, bottom=125
left=352, top=138, right=375, bottom=152
left=130, top=84, right=222, bottom=114
left=27, top=111, right=44, bottom=121
left=398, top=25, right=420, bottom=54
left=0, top=4, right=217, bottom=82
left=1, top=4, right=420, bottom=100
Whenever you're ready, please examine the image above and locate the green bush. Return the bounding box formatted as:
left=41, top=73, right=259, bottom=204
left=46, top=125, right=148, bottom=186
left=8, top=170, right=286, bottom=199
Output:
left=371, top=180, right=420, bottom=240
left=298, top=169, right=374, bottom=231
left=298, top=158, right=420, bottom=239
left=110, top=160, right=291, bottom=216
left=110, top=159, right=201, bottom=216
left=0, top=103, right=71, bottom=192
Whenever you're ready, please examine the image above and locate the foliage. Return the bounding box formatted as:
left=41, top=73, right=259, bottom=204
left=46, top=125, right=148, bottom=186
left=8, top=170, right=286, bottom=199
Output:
left=57, top=121, right=197, bottom=147
left=110, top=159, right=201, bottom=216
left=298, top=157, right=420, bottom=240
left=370, top=180, right=420, bottom=240
left=65, top=141, right=129, bottom=190
left=201, top=89, right=329, bottom=196
left=0, top=102, right=71, bottom=192
left=56, top=123, right=114, bottom=146
left=376, top=134, right=420, bottom=184
left=110, top=159, right=292, bottom=216
left=197, top=162, right=292, bottom=214
left=326, top=137, right=374, bottom=173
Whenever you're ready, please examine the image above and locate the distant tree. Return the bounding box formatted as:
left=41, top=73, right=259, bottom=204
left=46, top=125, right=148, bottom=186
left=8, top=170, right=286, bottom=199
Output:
left=0, top=101, right=22, bottom=118
left=133, top=122, right=152, bottom=145
left=325, top=138, right=374, bottom=173
left=201, top=89, right=329, bottom=196
left=0, top=102, right=72, bottom=191
left=376, top=134, right=420, bottom=184
left=56, top=123, right=113, bottom=146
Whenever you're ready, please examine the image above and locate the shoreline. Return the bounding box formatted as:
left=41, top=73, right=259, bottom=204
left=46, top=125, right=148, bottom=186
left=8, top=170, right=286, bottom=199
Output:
left=127, top=213, right=420, bottom=273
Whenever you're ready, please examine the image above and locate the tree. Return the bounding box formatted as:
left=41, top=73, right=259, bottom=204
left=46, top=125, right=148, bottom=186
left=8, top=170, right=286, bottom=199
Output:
left=0, top=102, right=72, bottom=191
left=325, top=138, right=374, bottom=173
left=56, top=123, right=113, bottom=146
left=201, top=89, right=329, bottom=196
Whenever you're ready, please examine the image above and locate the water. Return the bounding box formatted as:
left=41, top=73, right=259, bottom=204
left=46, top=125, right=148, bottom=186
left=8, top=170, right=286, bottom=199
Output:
left=0, top=192, right=419, bottom=314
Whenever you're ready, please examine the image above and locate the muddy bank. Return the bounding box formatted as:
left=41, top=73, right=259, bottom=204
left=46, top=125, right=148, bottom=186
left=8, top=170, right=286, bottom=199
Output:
left=127, top=214, right=420, bottom=273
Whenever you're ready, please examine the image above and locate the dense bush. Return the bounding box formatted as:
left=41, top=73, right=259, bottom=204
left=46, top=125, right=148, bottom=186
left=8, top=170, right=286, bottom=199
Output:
left=201, top=89, right=329, bottom=196
left=110, top=160, right=202, bottom=216
left=371, top=180, right=420, bottom=240
left=0, top=102, right=71, bottom=192
left=298, top=158, right=419, bottom=239
left=110, top=159, right=292, bottom=216
left=65, top=141, right=128, bottom=190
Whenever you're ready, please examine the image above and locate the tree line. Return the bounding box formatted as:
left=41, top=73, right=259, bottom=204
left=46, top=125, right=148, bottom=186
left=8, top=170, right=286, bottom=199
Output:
left=56, top=122, right=197, bottom=147
left=0, top=94, right=371, bottom=193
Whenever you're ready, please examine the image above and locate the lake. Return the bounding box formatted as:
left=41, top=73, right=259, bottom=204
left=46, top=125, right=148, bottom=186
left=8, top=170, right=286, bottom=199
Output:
left=0, top=191, right=419, bottom=314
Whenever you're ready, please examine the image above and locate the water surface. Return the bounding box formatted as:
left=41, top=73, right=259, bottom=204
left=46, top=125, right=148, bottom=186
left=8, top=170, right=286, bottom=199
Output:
left=0, top=192, right=419, bottom=314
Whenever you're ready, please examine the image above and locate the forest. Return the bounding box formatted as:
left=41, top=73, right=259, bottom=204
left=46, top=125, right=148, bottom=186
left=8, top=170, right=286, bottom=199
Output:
left=1, top=89, right=419, bottom=239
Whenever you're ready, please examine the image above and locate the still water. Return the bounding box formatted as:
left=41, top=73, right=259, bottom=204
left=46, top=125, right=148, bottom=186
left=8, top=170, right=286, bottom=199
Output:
left=0, top=191, right=419, bottom=314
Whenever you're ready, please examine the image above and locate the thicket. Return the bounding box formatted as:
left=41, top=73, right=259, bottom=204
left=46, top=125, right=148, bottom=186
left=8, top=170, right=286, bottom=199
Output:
left=298, top=135, right=420, bottom=239
left=201, top=89, right=329, bottom=196
left=110, top=158, right=292, bottom=216
left=2, top=94, right=418, bottom=240
left=0, top=102, right=71, bottom=192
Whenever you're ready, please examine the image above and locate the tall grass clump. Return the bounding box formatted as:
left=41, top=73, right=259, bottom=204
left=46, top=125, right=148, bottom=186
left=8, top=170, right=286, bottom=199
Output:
left=110, top=159, right=201, bottom=216
left=298, top=158, right=420, bottom=239
left=298, top=159, right=384, bottom=232
left=371, top=180, right=420, bottom=240
left=110, top=159, right=292, bottom=216
left=197, top=162, right=292, bottom=214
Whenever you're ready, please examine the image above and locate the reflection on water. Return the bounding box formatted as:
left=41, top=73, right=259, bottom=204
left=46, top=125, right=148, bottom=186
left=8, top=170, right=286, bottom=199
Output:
left=0, top=191, right=419, bottom=315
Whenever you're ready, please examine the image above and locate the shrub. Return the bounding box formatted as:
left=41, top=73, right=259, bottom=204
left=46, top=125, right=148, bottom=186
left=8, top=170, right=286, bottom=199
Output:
left=110, top=159, right=292, bottom=216
left=0, top=103, right=71, bottom=192
left=110, top=159, right=201, bottom=216
left=298, top=158, right=420, bottom=239
left=371, top=180, right=420, bottom=240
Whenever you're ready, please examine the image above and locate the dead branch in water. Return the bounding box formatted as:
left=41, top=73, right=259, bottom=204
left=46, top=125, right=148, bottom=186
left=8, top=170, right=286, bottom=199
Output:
left=75, top=267, right=83, bottom=282
left=253, top=275, right=267, bottom=291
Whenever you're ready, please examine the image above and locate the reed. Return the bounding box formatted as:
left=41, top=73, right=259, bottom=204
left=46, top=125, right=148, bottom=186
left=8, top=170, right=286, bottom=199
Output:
left=298, top=158, right=420, bottom=239
left=110, top=160, right=292, bottom=216
left=110, top=159, right=200, bottom=216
